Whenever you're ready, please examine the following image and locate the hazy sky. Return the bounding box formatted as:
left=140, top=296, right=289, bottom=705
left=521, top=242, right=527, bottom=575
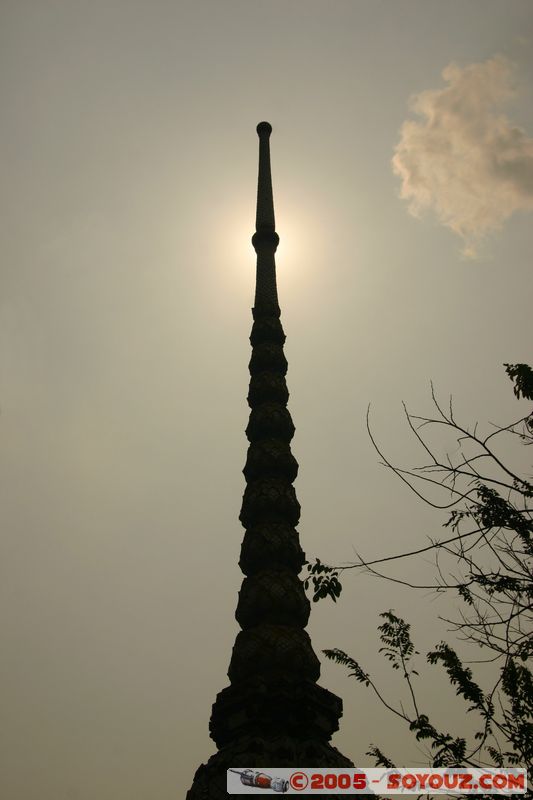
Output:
left=1, top=2, right=533, bottom=798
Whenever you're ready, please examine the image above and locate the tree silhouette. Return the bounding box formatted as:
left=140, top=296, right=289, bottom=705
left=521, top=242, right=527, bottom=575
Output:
left=306, top=363, right=533, bottom=791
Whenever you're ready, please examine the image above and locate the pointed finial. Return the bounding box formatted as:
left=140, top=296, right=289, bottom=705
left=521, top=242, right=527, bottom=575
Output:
left=252, top=121, right=279, bottom=252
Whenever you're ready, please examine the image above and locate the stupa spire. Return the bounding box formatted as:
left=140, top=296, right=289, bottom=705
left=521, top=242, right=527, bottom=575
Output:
left=187, top=123, right=352, bottom=800
left=255, top=121, right=276, bottom=233
left=252, top=121, right=281, bottom=318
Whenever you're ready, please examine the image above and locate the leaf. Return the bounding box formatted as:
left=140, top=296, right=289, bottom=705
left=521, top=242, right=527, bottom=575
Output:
left=366, top=745, right=395, bottom=769
left=504, top=363, right=533, bottom=401
left=427, top=643, right=485, bottom=710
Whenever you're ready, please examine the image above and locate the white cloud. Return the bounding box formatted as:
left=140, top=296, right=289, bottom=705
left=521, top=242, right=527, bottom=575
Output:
left=392, top=55, right=533, bottom=257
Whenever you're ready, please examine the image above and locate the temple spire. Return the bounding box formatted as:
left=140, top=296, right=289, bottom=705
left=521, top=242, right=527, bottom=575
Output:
left=187, top=123, right=352, bottom=800
left=255, top=121, right=276, bottom=233
left=252, top=122, right=281, bottom=319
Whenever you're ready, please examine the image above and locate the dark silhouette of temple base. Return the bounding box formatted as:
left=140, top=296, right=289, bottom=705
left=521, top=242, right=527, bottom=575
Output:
left=186, top=123, right=353, bottom=799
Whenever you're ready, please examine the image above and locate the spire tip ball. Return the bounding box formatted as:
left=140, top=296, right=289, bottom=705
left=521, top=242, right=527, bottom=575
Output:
left=256, top=121, right=272, bottom=136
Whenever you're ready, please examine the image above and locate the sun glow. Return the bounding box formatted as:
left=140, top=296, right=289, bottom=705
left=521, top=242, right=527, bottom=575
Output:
left=209, top=183, right=337, bottom=327
left=222, top=204, right=325, bottom=287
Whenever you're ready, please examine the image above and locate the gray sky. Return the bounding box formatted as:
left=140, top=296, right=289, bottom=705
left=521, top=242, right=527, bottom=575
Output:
left=1, top=2, right=533, bottom=798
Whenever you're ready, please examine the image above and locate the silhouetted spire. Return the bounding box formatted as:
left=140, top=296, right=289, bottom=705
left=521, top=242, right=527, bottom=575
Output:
left=187, top=123, right=352, bottom=800
left=255, top=122, right=276, bottom=234
left=252, top=122, right=281, bottom=318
